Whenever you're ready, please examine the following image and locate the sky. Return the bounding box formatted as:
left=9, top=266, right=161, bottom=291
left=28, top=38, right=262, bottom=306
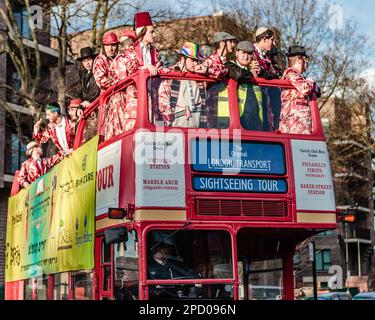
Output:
left=66, top=0, right=375, bottom=87
left=334, top=0, right=375, bottom=88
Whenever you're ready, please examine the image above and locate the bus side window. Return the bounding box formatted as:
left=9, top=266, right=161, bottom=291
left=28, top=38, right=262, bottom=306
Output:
left=206, top=82, right=230, bottom=129
left=238, top=85, right=282, bottom=132
left=148, top=78, right=229, bottom=129
left=72, top=271, right=94, bottom=300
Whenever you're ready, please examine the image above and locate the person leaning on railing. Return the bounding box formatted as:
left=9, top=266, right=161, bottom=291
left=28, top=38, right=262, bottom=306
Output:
left=76, top=46, right=100, bottom=108
left=17, top=141, right=66, bottom=188
left=201, top=31, right=237, bottom=79
left=279, top=46, right=321, bottom=135
left=157, top=42, right=209, bottom=128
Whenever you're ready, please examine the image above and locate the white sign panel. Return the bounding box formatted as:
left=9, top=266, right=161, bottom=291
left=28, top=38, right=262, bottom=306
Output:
left=96, top=140, right=122, bottom=216
left=135, top=132, right=185, bottom=208
left=291, top=140, right=336, bottom=211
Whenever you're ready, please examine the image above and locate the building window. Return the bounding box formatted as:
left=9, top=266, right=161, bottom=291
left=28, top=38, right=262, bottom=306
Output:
left=5, top=131, right=27, bottom=174
left=316, top=249, right=331, bottom=271
left=14, top=7, right=31, bottom=39
left=12, top=71, right=21, bottom=92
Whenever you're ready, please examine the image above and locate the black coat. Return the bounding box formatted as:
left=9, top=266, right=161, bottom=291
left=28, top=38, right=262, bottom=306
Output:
left=224, top=61, right=255, bottom=82
left=79, top=69, right=100, bottom=103
left=148, top=258, right=200, bottom=280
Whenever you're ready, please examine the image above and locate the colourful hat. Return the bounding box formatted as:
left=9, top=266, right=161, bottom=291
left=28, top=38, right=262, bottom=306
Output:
left=26, top=141, right=40, bottom=157
left=102, top=32, right=118, bottom=45
left=175, top=42, right=204, bottom=61
left=134, top=12, right=153, bottom=36
left=68, top=98, right=82, bottom=109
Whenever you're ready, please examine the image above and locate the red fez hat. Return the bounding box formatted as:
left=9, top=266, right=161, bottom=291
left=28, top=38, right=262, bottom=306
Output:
left=134, top=12, right=153, bottom=35
left=102, top=32, right=118, bottom=45
left=68, top=98, right=82, bottom=109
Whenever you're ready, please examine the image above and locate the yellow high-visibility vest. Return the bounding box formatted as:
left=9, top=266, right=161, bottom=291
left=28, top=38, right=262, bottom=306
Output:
left=217, top=84, right=263, bottom=122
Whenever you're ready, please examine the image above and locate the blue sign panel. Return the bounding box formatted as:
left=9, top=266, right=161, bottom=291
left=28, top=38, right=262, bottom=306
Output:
left=191, top=140, right=286, bottom=175
left=193, top=176, right=287, bottom=193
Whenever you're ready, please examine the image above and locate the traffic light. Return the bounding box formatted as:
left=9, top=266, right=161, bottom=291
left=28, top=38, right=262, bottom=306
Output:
left=339, top=211, right=356, bottom=223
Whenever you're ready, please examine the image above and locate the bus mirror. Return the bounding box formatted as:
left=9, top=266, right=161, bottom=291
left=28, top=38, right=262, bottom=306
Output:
left=104, top=227, right=128, bottom=244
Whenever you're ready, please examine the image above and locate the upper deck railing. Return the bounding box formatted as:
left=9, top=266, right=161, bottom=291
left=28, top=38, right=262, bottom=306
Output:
left=74, top=70, right=324, bottom=149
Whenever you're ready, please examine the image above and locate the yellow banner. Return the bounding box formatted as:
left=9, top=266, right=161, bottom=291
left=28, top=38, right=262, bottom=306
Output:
left=5, top=136, right=98, bottom=282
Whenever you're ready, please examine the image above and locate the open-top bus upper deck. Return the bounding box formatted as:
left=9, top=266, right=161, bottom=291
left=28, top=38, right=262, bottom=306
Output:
left=76, top=70, right=336, bottom=231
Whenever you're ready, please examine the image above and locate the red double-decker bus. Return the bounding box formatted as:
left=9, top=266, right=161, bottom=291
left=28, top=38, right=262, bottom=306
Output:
left=5, top=70, right=336, bottom=300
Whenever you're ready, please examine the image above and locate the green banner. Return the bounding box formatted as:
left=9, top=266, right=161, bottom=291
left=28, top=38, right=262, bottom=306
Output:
left=5, top=136, right=99, bottom=282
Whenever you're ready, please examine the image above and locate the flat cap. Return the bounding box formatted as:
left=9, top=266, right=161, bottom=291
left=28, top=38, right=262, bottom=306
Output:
left=236, top=41, right=255, bottom=53
left=212, top=31, right=237, bottom=44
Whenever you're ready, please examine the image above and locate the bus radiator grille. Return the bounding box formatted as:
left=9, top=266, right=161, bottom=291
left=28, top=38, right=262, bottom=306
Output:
left=194, top=199, right=288, bottom=218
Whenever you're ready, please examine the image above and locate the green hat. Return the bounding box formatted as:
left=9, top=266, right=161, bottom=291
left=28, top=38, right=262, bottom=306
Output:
left=212, top=32, right=237, bottom=44
left=45, top=103, right=61, bottom=114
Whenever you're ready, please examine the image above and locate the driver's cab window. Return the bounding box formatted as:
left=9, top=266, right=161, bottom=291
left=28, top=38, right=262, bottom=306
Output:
left=148, top=78, right=229, bottom=129
left=113, top=230, right=139, bottom=300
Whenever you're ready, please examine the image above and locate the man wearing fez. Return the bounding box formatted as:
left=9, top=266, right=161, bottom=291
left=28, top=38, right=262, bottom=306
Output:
left=279, top=45, right=320, bottom=135
left=133, top=11, right=162, bottom=76
left=76, top=47, right=100, bottom=108
left=17, top=141, right=64, bottom=188
left=33, top=102, right=75, bottom=155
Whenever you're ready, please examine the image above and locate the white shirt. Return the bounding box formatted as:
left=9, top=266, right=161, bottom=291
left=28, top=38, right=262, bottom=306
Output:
left=140, top=42, right=151, bottom=65
left=55, top=117, right=70, bottom=152
left=254, top=43, right=268, bottom=60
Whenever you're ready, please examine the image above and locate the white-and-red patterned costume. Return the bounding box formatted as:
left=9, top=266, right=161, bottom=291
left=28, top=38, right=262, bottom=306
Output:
left=202, top=51, right=228, bottom=79
left=100, top=49, right=139, bottom=140
left=33, top=116, right=75, bottom=152
left=134, top=41, right=161, bottom=68
left=17, top=152, right=63, bottom=188
left=279, top=67, right=316, bottom=134
left=157, top=78, right=208, bottom=128
left=93, top=53, right=114, bottom=92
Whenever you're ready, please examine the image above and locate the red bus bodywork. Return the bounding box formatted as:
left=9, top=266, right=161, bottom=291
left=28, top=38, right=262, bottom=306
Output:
left=5, top=70, right=336, bottom=300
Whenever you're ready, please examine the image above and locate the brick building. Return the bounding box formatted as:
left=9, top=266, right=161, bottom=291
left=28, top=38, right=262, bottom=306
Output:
left=0, top=0, right=60, bottom=298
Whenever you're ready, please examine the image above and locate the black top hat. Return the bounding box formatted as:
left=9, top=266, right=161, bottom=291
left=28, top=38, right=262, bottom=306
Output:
left=286, top=45, right=309, bottom=57
left=77, top=47, right=97, bottom=61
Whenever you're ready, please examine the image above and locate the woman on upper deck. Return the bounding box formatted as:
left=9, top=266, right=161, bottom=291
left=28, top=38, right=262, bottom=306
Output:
left=279, top=46, right=320, bottom=135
